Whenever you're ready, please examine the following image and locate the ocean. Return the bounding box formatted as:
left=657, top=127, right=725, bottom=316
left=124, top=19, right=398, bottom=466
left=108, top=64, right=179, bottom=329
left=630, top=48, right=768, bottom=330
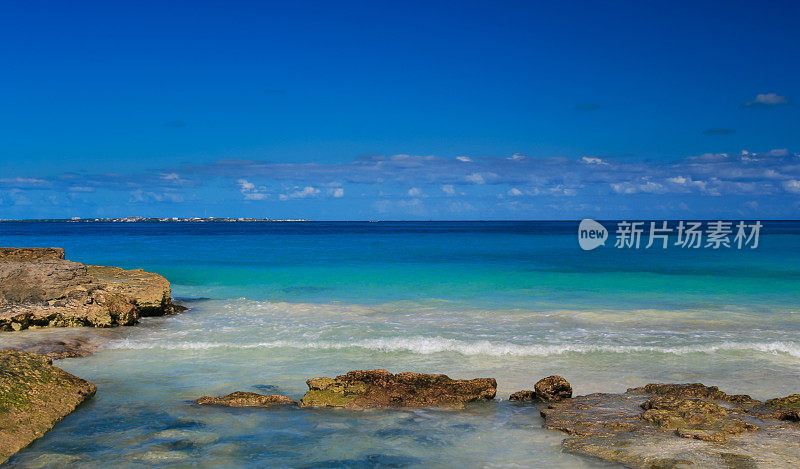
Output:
left=2, top=221, right=799, bottom=468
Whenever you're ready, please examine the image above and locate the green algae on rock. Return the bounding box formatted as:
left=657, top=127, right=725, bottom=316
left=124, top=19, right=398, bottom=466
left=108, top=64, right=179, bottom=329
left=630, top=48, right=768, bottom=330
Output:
left=300, top=369, right=497, bottom=409
left=540, top=380, right=800, bottom=468
left=0, top=350, right=97, bottom=465
left=196, top=391, right=296, bottom=407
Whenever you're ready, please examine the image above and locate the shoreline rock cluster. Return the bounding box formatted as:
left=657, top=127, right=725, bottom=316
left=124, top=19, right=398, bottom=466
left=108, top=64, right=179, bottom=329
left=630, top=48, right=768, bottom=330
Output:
left=3, top=353, right=799, bottom=468
left=197, top=373, right=800, bottom=468
left=0, top=247, right=184, bottom=332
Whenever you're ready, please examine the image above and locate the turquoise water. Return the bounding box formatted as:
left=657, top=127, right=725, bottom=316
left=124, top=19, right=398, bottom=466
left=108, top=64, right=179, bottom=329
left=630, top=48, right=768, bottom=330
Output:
left=1, top=221, right=799, bottom=468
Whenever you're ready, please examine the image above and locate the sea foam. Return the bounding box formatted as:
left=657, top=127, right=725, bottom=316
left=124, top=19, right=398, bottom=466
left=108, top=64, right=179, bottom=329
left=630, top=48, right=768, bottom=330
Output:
left=105, top=336, right=800, bottom=358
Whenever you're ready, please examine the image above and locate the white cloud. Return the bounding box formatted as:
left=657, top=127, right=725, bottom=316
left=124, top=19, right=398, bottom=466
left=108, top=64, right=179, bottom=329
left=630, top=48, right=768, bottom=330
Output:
left=279, top=186, right=320, bottom=200
left=332, top=188, right=344, bottom=198
left=456, top=156, right=473, bottom=162
left=68, top=186, right=94, bottom=192
left=237, top=178, right=269, bottom=200
left=441, top=184, right=455, bottom=195
left=783, top=180, right=800, bottom=194
left=466, top=173, right=485, bottom=184
left=508, top=187, right=523, bottom=196
left=408, top=187, right=422, bottom=196
left=667, top=176, right=707, bottom=192
left=581, top=156, right=607, bottom=165
left=744, top=93, right=789, bottom=107
left=508, top=153, right=526, bottom=160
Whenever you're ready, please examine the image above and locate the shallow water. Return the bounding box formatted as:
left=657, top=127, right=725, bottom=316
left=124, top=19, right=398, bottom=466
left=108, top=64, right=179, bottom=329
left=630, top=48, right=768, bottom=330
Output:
left=1, top=221, right=799, bottom=467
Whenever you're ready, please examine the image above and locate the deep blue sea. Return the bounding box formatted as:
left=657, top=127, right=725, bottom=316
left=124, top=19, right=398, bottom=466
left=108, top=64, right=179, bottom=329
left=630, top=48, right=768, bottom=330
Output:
left=1, top=221, right=799, bottom=468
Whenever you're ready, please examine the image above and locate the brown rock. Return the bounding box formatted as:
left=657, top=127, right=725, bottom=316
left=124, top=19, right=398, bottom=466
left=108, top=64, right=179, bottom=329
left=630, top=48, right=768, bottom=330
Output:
left=540, top=382, right=800, bottom=468
left=1, top=247, right=183, bottom=331
left=0, top=260, right=94, bottom=305
left=629, top=382, right=757, bottom=405
left=87, top=265, right=181, bottom=316
left=0, top=350, right=97, bottom=465
left=534, top=375, right=572, bottom=402
left=0, top=247, right=65, bottom=261
left=196, top=391, right=296, bottom=407
left=750, top=394, right=800, bottom=421
left=300, top=369, right=497, bottom=409
left=509, top=390, right=536, bottom=401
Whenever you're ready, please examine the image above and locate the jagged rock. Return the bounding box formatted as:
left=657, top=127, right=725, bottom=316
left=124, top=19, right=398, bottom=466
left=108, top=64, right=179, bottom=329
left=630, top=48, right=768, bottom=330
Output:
left=0, top=350, right=97, bottom=465
left=0, top=247, right=183, bottom=331
left=196, top=391, right=296, bottom=407
left=534, top=375, right=572, bottom=402
left=639, top=396, right=758, bottom=442
left=0, top=247, right=65, bottom=261
left=540, top=382, right=800, bottom=468
left=299, top=369, right=497, bottom=409
left=509, top=390, right=536, bottom=401
left=629, top=383, right=758, bottom=405
left=749, top=394, right=800, bottom=422
left=509, top=375, right=572, bottom=402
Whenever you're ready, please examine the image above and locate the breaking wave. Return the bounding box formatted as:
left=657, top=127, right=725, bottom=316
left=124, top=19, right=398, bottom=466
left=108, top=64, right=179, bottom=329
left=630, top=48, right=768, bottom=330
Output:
left=105, top=336, right=800, bottom=358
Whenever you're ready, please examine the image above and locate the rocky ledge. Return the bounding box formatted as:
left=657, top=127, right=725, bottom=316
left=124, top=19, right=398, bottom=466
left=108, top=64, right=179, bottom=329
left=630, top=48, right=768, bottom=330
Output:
left=0, top=350, right=97, bottom=465
left=196, top=391, right=297, bottom=407
left=537, top=379, right=800, bottom=468
left=299, top=369, right=497, bottom=409
left=0, top=247, right=184, bottom=331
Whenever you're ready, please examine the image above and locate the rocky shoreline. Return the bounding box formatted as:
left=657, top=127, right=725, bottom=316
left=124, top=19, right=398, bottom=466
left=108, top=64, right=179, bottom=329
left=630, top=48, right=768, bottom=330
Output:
left=0, top=247, right=184, bottom=332
left=193, top=374, right=799, bottom=468
left=1, top=249, right=798, bottom=467
left=2, top=355, right=799, bottom=467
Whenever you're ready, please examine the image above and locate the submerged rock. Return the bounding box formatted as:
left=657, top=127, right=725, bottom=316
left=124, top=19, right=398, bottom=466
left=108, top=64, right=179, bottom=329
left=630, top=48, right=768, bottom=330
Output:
left=509, top=375, right=572, bottom=402
left=300, top=369, right=497, bottom=409
left=0, top=247, right=183, bottom=331
left=0, top=350, right=97, bottom=464
left=1, top=334, right=107, bottom=360
left=196, top=391, right=296, bottom=407
left=540, top=382, right=800, bottom=468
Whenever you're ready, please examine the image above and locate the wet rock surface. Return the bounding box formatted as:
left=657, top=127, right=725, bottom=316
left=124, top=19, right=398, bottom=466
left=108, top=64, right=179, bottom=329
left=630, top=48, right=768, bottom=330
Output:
left=539, top=381, right=800, bottom=468
left=300, top=369, right=497, bottom=409
left=0, top=247, right=183, bottom=331
left=0, top=350, right=97, bottom=464
left=1, top=334, right=107, bottom=360
left=196, top=391, right=296, bottom=407
left=509, top=375, right=572, bottom=402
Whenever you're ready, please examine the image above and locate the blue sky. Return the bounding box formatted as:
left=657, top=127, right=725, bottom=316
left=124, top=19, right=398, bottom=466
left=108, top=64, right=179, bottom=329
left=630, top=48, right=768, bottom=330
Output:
left=1, top=0, right=799, bottom=219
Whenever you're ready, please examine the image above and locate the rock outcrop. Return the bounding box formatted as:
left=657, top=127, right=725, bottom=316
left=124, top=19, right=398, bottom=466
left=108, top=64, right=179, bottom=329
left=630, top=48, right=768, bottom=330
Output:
left=299, top=369, right=497, bottom=409
left=539, top=380, right=800, bottom=468
left=0, top=247, right=183, bottom=331
left=0, top=350, right=97, bottom=465
left=196, top=391, right=296, bottom=407
left=509, top=375, right=572, bottom=402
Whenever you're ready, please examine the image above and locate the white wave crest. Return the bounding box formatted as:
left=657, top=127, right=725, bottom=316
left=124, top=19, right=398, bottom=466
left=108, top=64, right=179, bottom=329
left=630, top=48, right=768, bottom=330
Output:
left=105, top=336, right=800, bottom=358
